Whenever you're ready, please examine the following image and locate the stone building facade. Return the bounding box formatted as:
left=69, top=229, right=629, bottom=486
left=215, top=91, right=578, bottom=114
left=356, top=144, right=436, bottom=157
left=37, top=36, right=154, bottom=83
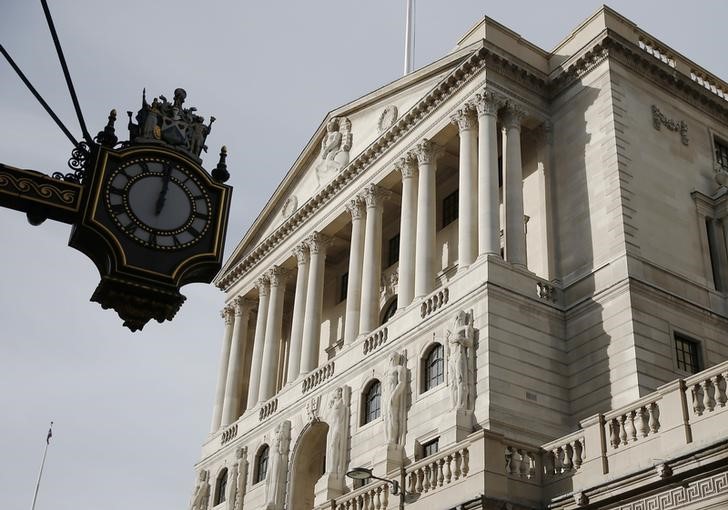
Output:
left=190, top=7, right=728, bottom=510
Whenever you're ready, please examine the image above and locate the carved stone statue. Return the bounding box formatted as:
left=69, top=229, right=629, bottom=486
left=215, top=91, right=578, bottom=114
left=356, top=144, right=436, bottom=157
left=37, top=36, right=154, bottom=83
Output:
left=229, top=447, right=247, bottom=510
left=447, top=310, right=476, bottom=411
left=383, top=352, right=408, bottom=446
left=315, top=117, right=352, bottom=186
left=190, top=470, right=211, bottom=510
left=325, top=387, right=349, bottom=478
left=265, top=421, right=291, bottom=510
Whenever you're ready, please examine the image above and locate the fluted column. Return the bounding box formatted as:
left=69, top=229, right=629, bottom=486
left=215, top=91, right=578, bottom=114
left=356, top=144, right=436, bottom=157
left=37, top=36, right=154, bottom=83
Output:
left=414, top=139, right=443, bottom=297
left=344, top=198, right=366, bottom=344
left=502, top=104, right=527, bottom=267
left=221, top=297, right=253, bottom=426
left=451, top=105, right=478, bottom=268
left=246, top=277, right=270, bottom=410
left=473, top=90, right=502, bottom=256
left=259, top=266, right=288, bottom=402
left=210, top=305, right=235, bottom=432
left=286, top=244, right=309, bottom=382
left=360, top=184, right=392, bottom=334
left=395, top=155, right=418, bottom=308
left=300, top=232, right=331, bottom=373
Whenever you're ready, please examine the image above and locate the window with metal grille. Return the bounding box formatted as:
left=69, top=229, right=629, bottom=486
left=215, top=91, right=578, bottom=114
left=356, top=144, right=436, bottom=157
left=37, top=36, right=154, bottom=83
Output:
left=214, top=468, right=228, bottom=505
left=388, top=234, right=400, bottom=267
left=254, top=445, right=269, bottom=484
left=339, top=272, right=348, bottom=303
left=424, top=343, right=444, bottom=391
left=442, top=190, right=459, bottom=227
left=716, top=138, right=728, bottom=171
left=363, top=380, right=381, bottom=424
left=674, top=334, right=700, bottom=374
left=423, top=438, right=439, bottom=458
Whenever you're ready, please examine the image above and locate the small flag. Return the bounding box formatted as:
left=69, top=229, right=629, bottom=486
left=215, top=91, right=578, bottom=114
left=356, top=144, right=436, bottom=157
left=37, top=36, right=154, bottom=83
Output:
left=46, top=421, right=53, bottom=444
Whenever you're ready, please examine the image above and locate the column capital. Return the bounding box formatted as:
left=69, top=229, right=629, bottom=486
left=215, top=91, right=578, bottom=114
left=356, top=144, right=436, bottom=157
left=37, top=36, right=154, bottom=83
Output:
left=292, top=243, right=310, bottom=265
left=267, top=266, right=290, bottom=287
left=450, top=104, right=477, bottom=131
left=345, top=196, right=366, bottom=221
left=413, top=138, right=444, bottom=166
left=361, top=183, right=392, bottom=210
left=255, top=276, right=270, bottom=297
left=306, top=231, right=332, bottom=255
left=221, top=305, right=235, bottom=324
left=502, top=103, right=528, bottom=130
left=232, top=296, right=255, bottom=317
left=471, top=89, right=505, bottom=117
left=394, top=154, right=418, bottom=179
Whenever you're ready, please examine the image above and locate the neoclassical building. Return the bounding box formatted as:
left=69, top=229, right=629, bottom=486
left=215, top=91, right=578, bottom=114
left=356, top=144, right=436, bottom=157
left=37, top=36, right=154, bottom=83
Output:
left=190, top=7, right=728, bottom=510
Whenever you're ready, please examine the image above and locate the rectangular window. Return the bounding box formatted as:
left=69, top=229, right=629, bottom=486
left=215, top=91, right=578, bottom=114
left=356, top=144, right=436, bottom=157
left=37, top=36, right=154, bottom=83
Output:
left=442, top=190, right=459, bottom=227
left=388, top=234, right=400, bottom=267
left=339, top=272, right=348, bottom=303
left=716, top=138, right=728, bottom=172
left=423, top=438, right=439, bottom=458
left=674, top=333, right=701, bottom=374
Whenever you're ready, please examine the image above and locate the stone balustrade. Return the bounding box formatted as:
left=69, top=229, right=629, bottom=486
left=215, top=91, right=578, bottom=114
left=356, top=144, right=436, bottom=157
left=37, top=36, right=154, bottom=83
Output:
left=362, top=326, right=388, bottom=355
left=686, top=366, right=728, bottom=416
left=321, top=481, right=391, bottom=510
left=505, top=444, right=538, bottom=480
left=220, top=423, right=238, bottom=445
left=302, top=361, right=335, bottom=393
left=541, top=431, right=584, bottom=478
left=405, top=442, right=470, bottom=495
left=420, top=287, right=449, bottom=319
left=604, top=396, right=661, bottom=449
left=259, top=397, right=278, bottom=421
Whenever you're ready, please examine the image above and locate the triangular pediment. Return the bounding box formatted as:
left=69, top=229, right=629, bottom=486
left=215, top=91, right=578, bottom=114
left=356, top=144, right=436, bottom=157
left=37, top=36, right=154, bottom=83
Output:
left=218, top=44, right=481, bottom=281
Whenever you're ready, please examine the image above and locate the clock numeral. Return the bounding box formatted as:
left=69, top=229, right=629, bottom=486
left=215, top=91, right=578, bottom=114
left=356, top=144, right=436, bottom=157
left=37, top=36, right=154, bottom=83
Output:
left=123, top=222, right=138, bottom=234
left=172, top=235, right=182, bottom=247
left=109, top=187, right=123, bottom=196
left=187, top=226, right=201, bottom=238
left=192, top=194, right=205, bottom=201
left=149, top=233, right=158, bottom=246
left=139, top=161, right=150, bottom=174
left=110, top=203, right=126, bottom=215
left=194, top=211, right=209, bottom=220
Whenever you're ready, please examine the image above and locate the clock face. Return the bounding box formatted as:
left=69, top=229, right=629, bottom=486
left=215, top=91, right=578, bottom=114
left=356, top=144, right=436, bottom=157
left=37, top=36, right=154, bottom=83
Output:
left=104, top=157, right=211, bottom=250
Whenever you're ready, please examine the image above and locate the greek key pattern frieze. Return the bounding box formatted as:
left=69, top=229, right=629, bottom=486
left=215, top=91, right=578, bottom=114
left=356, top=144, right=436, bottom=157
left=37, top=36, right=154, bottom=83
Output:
left=614, top=470, right=728, bottom=510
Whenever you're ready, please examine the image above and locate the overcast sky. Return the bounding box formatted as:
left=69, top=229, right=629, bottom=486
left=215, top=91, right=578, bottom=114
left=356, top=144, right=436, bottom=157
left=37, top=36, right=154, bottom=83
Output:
left=1, top=1, right=726, bottom=509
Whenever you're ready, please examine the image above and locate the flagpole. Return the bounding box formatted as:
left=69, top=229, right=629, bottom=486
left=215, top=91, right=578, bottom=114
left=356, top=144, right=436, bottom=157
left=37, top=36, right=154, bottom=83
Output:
left=30, top=421, right=53, bottom=510
left=404, top=0, right=415, bottom=75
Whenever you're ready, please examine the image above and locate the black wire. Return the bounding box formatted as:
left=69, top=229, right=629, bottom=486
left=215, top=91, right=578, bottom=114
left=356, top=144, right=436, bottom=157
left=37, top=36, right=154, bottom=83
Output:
left=0, top=43, right=81, bottom=149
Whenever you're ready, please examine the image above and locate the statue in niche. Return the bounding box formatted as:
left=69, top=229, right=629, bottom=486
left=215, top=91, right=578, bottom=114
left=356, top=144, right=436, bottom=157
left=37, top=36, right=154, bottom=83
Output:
left=325, top=386, right=349, bottom=479
left=229, top=447, right=248, bottom=510
left=315, top=116, right=352, bottom=186
left=447, top=310, right=476, bottom=411
left=190, top=470, right=211, bottom=510
left=383, top=352, right=408, bottom=446
left=265, top=421, right=291, bottom=510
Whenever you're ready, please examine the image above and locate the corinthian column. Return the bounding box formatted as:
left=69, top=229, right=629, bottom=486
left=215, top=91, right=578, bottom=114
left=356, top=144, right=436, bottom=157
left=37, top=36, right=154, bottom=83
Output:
left=414, top=139, right=443, bottom=297
left=300, top=232, right=331, bottom=373
left=395, top=155, right=418, bottom=309
left=473, top=90, right=502, bottom=256
left=221, top=297, right=253, bottom=426
left=502, top=104, right=527, bottom=268
left=451, top=105, right=478, bottom=268
left=259, top=266, right=289, bottom=402
left=286, top=244, right=309, bottom=382
left=360, top=184, right=392, bottom=334
left=210, top=305, right=234, bottom=432
left=344, top=198, right=366, bottom=344
left=246, top=277, right=270, bottom=410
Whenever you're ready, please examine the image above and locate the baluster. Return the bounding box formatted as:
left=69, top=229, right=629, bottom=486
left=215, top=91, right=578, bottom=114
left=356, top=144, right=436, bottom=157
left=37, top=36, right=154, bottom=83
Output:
left=415, top=469, right=423, bottom=493
left=626, top=410, right=637, bottom=442
left=555, top=446, right=565, bottom=473
left=573, top=440, right=583, bottom=469
left=608, top=420, right=619, bottom=448
left=444, top=454, right=453, bottom=483
left=717, top=373, right=728, bottom=407
left=618, top=415, right=628, bottom=445
left=430, top=461, right=438, bottom=488
left=505, top=446, right=514, bottom=475
left=462, top=448, right=470, bottom=476
left=518, top=449, right=528, bottom=478
left=562, top=444, right=573, bottom=472
left=527, top=452, right=536, bottom=479
left=407, top=472, right=415, bottom=495
left=382, top=485, right=389, bottom=508
left=543, top=450, right=555, bottom=477
left=692, top=384, right=705, bottom=416
left=454, top=451, right=462, bottom=479
left=636, top=407, right=649, bottom=437
left=709, top=377, right=720, bottom=411
left=437, top=458, right=445, bottom=486
left=701, top=380, right=715, bottom=412
left=648, top=402, right=660, bottom=432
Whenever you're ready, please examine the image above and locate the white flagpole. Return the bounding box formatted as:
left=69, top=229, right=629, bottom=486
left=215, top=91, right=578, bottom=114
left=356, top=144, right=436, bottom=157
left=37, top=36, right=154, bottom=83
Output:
left=30, top=421, right=53, bottom=510
left=404, top=0, right=415, bottom=75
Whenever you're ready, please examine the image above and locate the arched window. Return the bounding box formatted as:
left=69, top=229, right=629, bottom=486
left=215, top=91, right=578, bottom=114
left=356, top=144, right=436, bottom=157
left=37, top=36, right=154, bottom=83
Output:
left=362, top=380, right=382, bottom=424
left=424, top=343, right=444, bottom=392
left=214, top=468, right=228, bottom=505
left=254, top=445, right=269, bottom=484
left=381, top=297, right=397, bottom=325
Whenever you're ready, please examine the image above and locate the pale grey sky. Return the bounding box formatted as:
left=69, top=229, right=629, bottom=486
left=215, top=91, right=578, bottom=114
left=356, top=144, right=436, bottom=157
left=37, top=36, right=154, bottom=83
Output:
left=1, top=1, right=726, bottom=509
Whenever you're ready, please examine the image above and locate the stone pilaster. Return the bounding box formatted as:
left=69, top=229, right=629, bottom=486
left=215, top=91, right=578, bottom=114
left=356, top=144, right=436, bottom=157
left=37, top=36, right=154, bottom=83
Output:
left=413, top=138, right=443, bottom=297
left=451, top=104, right=479, bottom=268
left=395, top=155, right=418, bottom=309
left=344, top=198, right=366, bottom=344
left=287, top=244, right=309, bottom=382
left=259, top=266, right=289, bottom=402
left=246, top=276, right=270, bottom=410
left=502, top=104, right=527, bottom=268
left=300, top=232, right=331, bottom=373
left=210, top=305, right=235, bottom=432
left=221, top=297, right=253, bottom=425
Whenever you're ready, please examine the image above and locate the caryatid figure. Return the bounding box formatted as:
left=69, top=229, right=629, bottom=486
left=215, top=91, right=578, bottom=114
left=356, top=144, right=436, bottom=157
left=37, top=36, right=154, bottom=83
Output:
left=190, top=470, right=211, bottom=510
left=325, top=387, right=349, bottom=478
left=265, top=421, right=291, bottom=510
left=447, top=310, right=475, bottom=411
left=383, top=352, right=408, bottom=447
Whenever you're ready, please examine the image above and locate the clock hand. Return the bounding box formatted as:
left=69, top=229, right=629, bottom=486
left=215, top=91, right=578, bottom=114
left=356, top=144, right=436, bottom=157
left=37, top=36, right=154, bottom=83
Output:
left=154, top=165, right=172, bottom=215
